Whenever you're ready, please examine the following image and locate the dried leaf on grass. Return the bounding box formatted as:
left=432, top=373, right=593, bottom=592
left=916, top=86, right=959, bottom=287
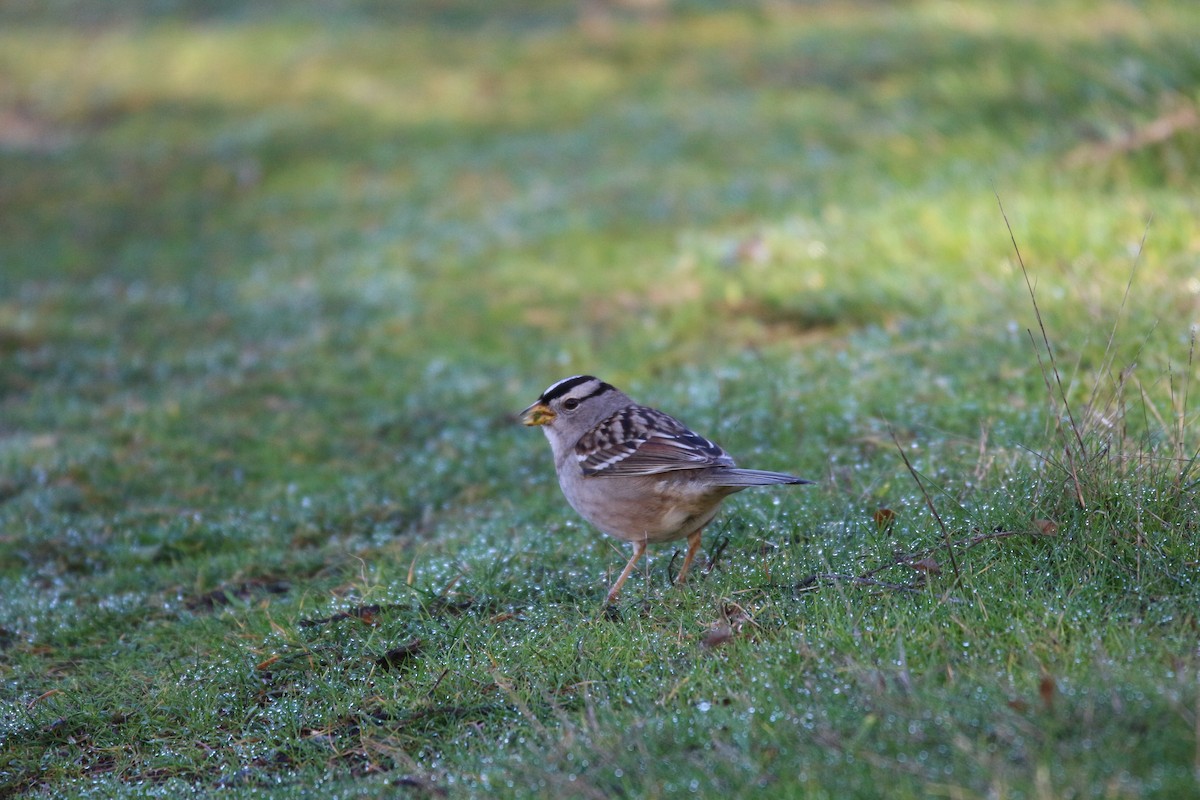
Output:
left=701, top=622, right=735, bottom=649
left=1033, top=518, right=1059, bottom=536
left=1039, top=673, right=1056, bottom=711
left=377, top=638, right=423, bottom=671
left=700, top=603, right=757, bottom=649
left=299, top=604, right=391, bottom=628
left=906, top=556, right=941, bottom=575
left=185, top=578, right=290, bottom=611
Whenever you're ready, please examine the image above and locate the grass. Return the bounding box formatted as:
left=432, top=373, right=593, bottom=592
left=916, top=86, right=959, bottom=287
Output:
left=2, top=0, right=1199, bottom=797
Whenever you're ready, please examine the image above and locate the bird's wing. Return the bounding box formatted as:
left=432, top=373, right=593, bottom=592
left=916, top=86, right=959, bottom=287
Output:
left=575, top=405, right=735, bottom=477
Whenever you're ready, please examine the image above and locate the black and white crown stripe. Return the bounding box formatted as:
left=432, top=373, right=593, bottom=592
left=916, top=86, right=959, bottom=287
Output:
left=538, top=374, right=615, bottom=405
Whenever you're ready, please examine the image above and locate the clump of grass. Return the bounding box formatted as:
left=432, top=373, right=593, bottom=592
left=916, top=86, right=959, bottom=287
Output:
left=999, top=198, right=1198, bottom=612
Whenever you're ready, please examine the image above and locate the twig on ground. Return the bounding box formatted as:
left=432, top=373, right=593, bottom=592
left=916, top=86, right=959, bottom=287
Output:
left=1065, top=104, right=1200, bottom=167
left=796, top=527, right=1047, bottom=596
left=796, top=573, right=922, bottom=594
left=890, top=427, right=961, bottom=584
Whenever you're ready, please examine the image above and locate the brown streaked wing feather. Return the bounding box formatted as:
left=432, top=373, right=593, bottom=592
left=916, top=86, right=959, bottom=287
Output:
left=575, top=405, right=734, bottom=477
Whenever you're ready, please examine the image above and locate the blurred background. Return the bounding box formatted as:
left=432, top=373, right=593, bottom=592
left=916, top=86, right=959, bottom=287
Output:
left=3, top=0, right=1199, bottom=537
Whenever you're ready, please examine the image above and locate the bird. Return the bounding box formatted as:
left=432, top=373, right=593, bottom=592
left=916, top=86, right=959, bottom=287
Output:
left=521, top=375, right=812, bottom=604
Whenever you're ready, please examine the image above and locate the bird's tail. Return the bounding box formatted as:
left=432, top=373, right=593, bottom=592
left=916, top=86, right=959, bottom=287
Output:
left=715, top=468, right=814, bottom=488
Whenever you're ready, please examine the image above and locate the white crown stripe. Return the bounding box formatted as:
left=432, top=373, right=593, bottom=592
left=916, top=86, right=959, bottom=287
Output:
left=545, top=376, right=580, bottom=395
left=539, top=375, right=617, bottom=404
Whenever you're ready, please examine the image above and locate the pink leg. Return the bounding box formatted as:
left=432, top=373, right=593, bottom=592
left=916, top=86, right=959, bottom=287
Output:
left=606, top=540, right=647, bottom=604
left=674, top=528, right=705, bottom=586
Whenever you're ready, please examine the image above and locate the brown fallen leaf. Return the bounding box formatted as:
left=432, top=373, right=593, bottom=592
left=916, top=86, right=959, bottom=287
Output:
left=702, top=601, right=760, bottom=649
left=1039, top=673, right=1056, bottom=710
left=907, top=556, right=941, bottom=575
left=701, top=622, right=735, bottom=649
left=298, top=604, right=396, bottom=628
left=377, top=638, right=423, bottom=671
left=1033, top=519, right=1058, bottom=536
left=873, top=508, right=896, bottom=533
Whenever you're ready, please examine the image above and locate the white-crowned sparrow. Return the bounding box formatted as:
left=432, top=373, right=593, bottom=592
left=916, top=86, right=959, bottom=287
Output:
left=521, top=375, right=812, bottom=603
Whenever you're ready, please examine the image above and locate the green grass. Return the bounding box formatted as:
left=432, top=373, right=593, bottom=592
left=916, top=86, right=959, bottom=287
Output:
left=2, top=0, right=1199, bottom=797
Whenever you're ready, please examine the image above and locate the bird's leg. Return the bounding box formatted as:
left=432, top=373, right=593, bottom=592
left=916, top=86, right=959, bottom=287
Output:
left=606, top=540, right=647, bottom=604
left=674, top=527, right=705, bottom=586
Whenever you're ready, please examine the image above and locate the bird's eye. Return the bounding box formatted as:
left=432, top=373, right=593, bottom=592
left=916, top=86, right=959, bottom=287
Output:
left=562, top=398, right=580, bottom=411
